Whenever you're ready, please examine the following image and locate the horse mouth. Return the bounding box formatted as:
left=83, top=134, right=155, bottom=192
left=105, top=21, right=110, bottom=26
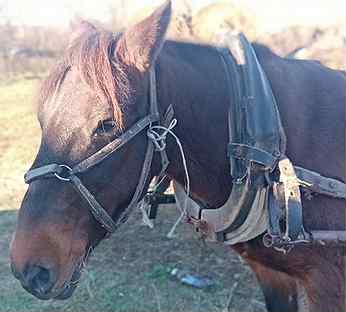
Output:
left=53, top=269, right=82, bottom=300
left=53, top=245, right=94, bottom=300
left=29, top=247, right=92, bottom=301
left=53, top=249, right=92, bottom=300
left=26, top=267, right=82, bottom=301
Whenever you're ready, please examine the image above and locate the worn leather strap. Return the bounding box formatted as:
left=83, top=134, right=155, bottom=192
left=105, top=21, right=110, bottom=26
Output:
left=295, top=166, right=346, bottom=199
left=70, top=175, right=118, bottom=232
left=25, top=164, right=63, bottom=183
left=266, top=182, right=285, bottom=239
left=116, top=139, right=155, bottom=225
left=72, top=114, right=158, bottom=175
left=278, top=158, right=304, bottom=241
left=217, top=46, right=243, bottom=180
left=229, top=143, right=278, bottom=171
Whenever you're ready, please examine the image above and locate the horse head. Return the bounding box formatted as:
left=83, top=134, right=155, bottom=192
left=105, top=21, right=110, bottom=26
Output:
left=10, top=1, right=172, bottom=300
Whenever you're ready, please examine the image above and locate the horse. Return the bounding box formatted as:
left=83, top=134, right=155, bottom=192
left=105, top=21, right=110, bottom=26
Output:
left=10, top=2, right=345, bottom=311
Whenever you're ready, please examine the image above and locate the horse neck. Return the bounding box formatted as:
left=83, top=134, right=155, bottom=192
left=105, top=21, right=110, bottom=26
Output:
left=154, top=41, right=232, bottom=207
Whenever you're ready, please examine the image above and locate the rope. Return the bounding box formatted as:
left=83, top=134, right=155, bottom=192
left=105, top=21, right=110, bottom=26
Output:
left=147, top=119, right=177, bottom=152
left=147, top=119, right=190, bottom=238
left=139, top=200, right=154, bottom=229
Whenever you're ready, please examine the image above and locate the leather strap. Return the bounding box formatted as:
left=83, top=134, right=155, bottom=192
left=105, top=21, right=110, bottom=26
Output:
left=116, top=138, right=155, bottom=225
left=217, top=46, right=244, bottom=180
left=278, top=158, right=304, bottom=241
left=72, top=114, right=158, bottom=175
left=25, top=164, right=63, bottom=183
left=266, top=182, right=285, bottom=240
left=295, top=166, right=346, bottom=199
left=229, top=143, right=278, bottom=171
left=70, top=175, right=118, bottom=232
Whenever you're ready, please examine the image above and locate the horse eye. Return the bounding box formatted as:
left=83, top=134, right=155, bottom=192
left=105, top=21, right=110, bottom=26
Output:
left=95, top=119, right=117, bottom=135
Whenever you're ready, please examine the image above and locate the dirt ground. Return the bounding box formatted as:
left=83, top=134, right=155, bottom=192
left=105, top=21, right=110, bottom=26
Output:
left=0, top=204, right=266, bottom=312
left=0, top=79, right=265, bottom=312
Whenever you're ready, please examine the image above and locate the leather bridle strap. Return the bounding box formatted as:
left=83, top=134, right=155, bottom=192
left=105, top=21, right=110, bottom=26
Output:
left=24, top=67, right=164, bottom=234
left=72, top=114, right=158, bottom=175
left=70, top=175, right=119, bottom=232
left=116, top=139, right=155, bottom=225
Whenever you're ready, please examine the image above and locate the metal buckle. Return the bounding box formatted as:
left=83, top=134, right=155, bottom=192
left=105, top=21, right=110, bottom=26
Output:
left=263, top=231, right=311, bottom=254
left=54, top=165, right=73, bottom=182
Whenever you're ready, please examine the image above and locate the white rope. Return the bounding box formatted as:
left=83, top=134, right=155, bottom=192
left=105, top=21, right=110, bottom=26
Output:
left=147, top=118, right=190, bottom=238
left=139, top=200, right=154, bottom=229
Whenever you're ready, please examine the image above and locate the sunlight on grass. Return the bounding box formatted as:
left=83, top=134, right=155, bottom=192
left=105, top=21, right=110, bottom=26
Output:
left=0, top=79, right=41, bottom=211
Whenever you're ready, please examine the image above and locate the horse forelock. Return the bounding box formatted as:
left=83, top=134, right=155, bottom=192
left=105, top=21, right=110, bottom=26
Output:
left=38, top=27, right=129, bottom=130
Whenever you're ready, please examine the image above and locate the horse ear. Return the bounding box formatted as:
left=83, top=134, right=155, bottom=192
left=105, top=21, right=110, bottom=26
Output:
left=115, top=0, right=172, bottom=72
left=69, top=20, right=96, bottom=46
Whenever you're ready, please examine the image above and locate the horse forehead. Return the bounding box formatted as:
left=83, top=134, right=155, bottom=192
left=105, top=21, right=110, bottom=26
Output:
left=42, top=69, right=95, bottom=128
left=39, top=69, right=99, bottom=157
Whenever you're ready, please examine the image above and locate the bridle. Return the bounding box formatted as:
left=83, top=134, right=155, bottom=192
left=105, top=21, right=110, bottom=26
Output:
left=24, top=67, right=169, bottom=234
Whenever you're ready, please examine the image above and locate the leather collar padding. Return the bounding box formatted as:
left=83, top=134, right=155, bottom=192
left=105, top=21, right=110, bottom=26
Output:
left=221, top=33, right=286, bottom=180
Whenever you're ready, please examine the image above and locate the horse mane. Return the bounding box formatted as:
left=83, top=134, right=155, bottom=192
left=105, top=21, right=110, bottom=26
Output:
left=38, top=26, right=129, bottom=130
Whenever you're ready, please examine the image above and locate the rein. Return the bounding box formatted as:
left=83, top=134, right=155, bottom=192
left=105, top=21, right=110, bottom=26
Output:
left=25, top=68, right=169, bottom=234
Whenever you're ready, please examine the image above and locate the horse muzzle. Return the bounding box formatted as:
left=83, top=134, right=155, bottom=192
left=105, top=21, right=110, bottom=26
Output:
left=11, top=261, right=82, bottom=300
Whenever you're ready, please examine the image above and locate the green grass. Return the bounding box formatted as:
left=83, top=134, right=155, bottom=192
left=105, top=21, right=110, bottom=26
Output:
left=0, top=79, right=264, bottom=312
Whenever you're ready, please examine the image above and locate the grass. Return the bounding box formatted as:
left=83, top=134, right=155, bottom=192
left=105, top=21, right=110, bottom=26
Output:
left=0, top=78, right=265, bottom=312
left=0, top=78, right=41, bottom=210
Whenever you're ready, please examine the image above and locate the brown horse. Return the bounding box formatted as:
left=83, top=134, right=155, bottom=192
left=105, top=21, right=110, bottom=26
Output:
left=10, top=2, right=345, bottom=311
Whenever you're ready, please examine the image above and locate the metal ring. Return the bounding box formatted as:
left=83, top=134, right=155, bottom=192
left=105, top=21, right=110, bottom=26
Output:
left=262, top=233, right=274, bottom=247
left=54, top=165, right=73, bottom=182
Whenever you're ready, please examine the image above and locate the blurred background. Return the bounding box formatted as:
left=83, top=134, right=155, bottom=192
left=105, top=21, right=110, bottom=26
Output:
left=1, top=0, right=345, bottom=79
left=0, top=1, right=345, bottom=311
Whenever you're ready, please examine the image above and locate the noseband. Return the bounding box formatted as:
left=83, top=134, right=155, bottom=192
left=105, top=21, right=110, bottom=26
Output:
left=24, top=67, right=168, bottom=234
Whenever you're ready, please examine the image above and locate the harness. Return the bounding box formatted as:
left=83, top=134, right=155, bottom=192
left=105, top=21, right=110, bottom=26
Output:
left=24, top=33, right=346, bottom=251
left=176, top=34, right=346, bottom=251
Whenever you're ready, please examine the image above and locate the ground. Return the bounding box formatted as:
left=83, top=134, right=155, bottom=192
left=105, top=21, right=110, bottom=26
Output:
left=0, top=78, right=265, bottom=312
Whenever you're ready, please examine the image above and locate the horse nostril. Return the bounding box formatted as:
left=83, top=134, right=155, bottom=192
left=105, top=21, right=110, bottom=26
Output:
left=24, top=265, right=56, bottom=296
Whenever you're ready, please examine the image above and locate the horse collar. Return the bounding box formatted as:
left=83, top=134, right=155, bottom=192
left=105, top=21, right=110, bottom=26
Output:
left=175, top=33, right=346, bottom=251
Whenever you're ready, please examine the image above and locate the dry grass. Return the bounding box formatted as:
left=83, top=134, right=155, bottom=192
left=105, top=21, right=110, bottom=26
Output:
left=0, top=78, right=41, bottom=211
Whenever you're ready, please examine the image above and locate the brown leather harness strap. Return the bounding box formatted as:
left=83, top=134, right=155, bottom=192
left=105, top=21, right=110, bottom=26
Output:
left=72, top=114, right=157, bottom=175
left=295, top=166, right=346, bottom=199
